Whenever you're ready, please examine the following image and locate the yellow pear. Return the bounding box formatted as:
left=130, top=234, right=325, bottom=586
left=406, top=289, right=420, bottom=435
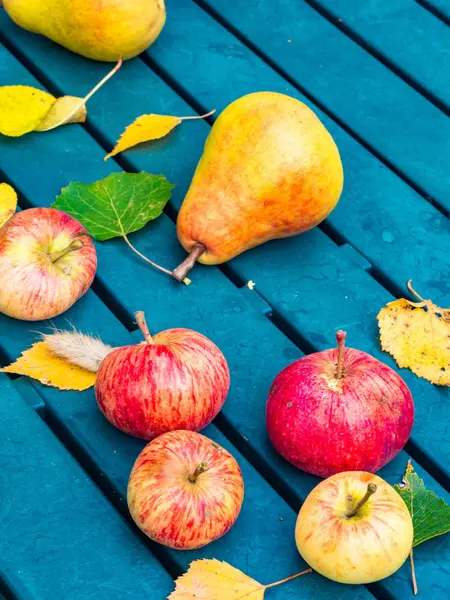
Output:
left=173, top=92, right=343, bottom=282
left=2, top=0, right=166, bottom=62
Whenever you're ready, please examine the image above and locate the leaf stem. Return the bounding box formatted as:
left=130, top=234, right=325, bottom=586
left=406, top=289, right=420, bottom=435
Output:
left=41, top=58, right=123, bottom=132
left=122, top=234, right=191, bottom=285
left=410, top=548, right=418, bottom=596
left=181, top=109, right=216, bottom=121
left=264, top=568, right=312, bottom=589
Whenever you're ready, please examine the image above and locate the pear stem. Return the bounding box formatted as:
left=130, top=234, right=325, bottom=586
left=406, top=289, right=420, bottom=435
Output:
left=346, top=483, right=377, bottom=518
left=134, top=311, right=154, bottom=345
left=335, top=330, right=347, bottom=379
left=172, top=243, right=206, bottom=282
left=188, top=462, right=209, bottom=483
left=263, top=568, right=312, bottom=589
left=122, top=234, right=190, bottom=285
left=49, top=240, right=83, bottom=263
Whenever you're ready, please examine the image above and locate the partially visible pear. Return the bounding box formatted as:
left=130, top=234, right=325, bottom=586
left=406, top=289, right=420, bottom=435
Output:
left=2, top=0, right=166, bottom=62
left=173, top=92, right=344, bottom=282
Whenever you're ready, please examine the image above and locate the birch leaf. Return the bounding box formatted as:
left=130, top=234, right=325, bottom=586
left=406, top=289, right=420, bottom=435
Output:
left=169, top=559, right=311, bottom=600
left=0, top=183, right=18, bottom=227
left=0, top=85, right=55, bottom=136
left=394, top=460, right=450, bottom=546
left=1, top=341, right=96, bottom=391
left=378, top=281, right=450, bottom=385
left=51, top=172, right=187, bottom=283
left=0, top=59, right=121, bottom=137
left=52, top=172, right=173, bottom=241
left=105, top=109, right=215, bottom=161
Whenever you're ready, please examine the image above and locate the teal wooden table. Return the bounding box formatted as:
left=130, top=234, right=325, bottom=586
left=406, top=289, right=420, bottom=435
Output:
left=0, top=1, right=449, bottom=598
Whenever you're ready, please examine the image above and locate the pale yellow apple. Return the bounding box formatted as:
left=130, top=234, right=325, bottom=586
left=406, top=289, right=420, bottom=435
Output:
left=295, top=471, right=413, bottom=584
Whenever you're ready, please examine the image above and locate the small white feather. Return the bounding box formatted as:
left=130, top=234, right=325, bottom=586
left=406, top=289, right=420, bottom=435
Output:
left=42, top=329, right=114, bottom=372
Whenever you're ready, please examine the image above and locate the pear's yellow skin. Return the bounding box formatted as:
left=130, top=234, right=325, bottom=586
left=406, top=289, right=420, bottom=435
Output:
left=177, top=92, right=343, bottom=266
left=2, top=0, right=166, bottom=62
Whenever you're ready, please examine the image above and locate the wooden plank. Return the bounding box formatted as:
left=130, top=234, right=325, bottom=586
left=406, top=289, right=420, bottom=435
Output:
left=0, top=308, right=372, bottom=600
left=193, top=0, right=450, bottom=212
left=0, top=374, right=173, bottom=600
left=143, top=0, right=450, bottom=305
left=0, top=30, right=446, bottom=488
left=3, top=9, right=449, bottom=309
left=0, top=45, right=447, bottom=598
left=419, top=0, right=450, bottom=23
left=0, top=54, right=376, bottom=600
left=0, top=20, right=448, bottom=490
left=307, top=0, right=450, bottom=112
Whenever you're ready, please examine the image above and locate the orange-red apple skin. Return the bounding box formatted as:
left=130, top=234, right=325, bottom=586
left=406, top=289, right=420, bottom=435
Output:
left=127, top=430, right=244, bottom=549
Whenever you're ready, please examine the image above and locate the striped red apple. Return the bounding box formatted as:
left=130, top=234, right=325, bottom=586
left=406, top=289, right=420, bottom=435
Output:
left=0, top=207, right=96, bottom=320
left=266, top=331, right=414, bottom=477
left=128, top=430, right=244, bottom=549
left=95, top=312, right=230, bottom=439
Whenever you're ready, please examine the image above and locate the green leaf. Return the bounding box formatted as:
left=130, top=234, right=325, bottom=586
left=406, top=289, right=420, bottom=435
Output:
left=394, top=460, right=450, bottom=546
left=52, top=172, right=174, bottom=242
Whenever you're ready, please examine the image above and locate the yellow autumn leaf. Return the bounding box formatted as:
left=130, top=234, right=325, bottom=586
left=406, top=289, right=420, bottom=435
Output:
left=105, top=109, right=215, bottom=161
left=34, top=96, right=87, bottom=132
left=1, top=341, right=96, bottom=391
left=0, top=59, right=122, bottom=137
left=378, top=281, right=450, bottom=385
left=0, top=85, right=55, bottom=136
left=168, top=559, right=311, bottom=600
left=0, top=183, right=18, bottom=227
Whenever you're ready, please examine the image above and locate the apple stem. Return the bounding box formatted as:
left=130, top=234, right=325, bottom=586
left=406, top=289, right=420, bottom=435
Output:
left=172, top=243, right=207, bottom=282
left=410, top=548, right=418, bottom=595
left=335, top=330, right=347, bottom=379
left=134, top=311, right=154, bottom=345
left=345, top=494, right=354, bottom=515
left=49, top=239, right=84, bottom=263
left=346, top=483, right=377, bottom=518
left=263, top=568, right=312, bottom=589
left=188, top=462, right=209, bottom=483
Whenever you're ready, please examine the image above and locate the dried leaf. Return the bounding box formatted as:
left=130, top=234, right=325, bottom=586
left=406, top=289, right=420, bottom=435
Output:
left=34, top=96, right=87, bottom=132
left=0, top=85, right=55, bottom=136
left=105, top=109, right=215, bottom=161
left=394, top=460, right=450, bottom=547
left=0, top=59, right=121, bottom=137
left=169, top=559, right=311, bottom=600
left=377, top=281, right=450, bottom=385
left=0, top=183, right=18, bottom=227
left=1, top=341, right=96, bottom=391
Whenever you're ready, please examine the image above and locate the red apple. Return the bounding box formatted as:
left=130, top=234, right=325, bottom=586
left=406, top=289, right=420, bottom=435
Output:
left=127, top=430, right=244, bottom=549
left=295, top=471, right=413, bottom=583
left=95, top=312, right=230, bottom=439
left=266, top=331, right=414, bottom=477
left=0, top=207, right=96, bottom=320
